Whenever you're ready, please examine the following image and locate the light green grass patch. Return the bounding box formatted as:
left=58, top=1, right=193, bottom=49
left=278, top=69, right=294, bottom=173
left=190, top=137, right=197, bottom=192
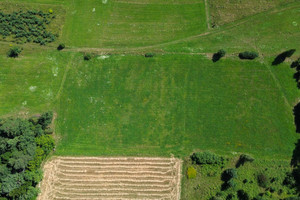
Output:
left=0, top=51, right=69, bottom=116
left=55, top=54, right=298, bottom=158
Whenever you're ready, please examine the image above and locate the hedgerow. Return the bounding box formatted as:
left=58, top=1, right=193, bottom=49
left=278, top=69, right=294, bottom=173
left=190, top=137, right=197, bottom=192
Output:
left=0, top=10, right=57, bottom=45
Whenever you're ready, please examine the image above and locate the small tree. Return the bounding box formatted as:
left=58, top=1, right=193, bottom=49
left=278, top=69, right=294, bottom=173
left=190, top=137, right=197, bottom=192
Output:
left=212, top=49, right=226, bottom=62
left=222, top=168, right=238, bottom=181
left=57, top=43, right=65, bottom=50
left=145, top=53, right=155, bottom=58
left=239, top=51, right=259, bottom=60
left=7, top=47, right=22, bottom=58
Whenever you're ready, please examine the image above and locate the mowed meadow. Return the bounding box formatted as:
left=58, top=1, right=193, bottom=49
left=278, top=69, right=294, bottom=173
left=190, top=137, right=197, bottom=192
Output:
left=0, top=0, right=300, bottom=160
left=54, top=54, right=299, bottom=158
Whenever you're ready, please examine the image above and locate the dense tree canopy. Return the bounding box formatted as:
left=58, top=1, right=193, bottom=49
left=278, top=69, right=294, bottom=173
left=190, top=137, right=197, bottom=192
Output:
left=0, top=112, right=55, bottom=200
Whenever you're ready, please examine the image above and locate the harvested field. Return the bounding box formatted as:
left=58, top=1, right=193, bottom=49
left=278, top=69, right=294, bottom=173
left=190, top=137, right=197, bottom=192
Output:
left=38, top=157, right=182, bottom=200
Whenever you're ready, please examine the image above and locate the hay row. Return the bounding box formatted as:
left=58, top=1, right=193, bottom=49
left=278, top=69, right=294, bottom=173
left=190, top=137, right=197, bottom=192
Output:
left=60, top=156, right=174, bottom=161
left=53, top=186, right=172, bottom=193
left=56, top=171, right=174, bottom=179
left=57, top=177, right=172, bottom=183
left=57, top=160, right=174, bottom=166
left=55, top=182, right=171, bottom=188
left=58, top=163, right=172, bottom=170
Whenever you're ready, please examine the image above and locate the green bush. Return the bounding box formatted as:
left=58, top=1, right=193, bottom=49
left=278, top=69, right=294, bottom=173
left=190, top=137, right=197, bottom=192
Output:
left=239, top=51, right=259, bottom=60
left=191, top=151, right=224, bottom=165
left=145, top=53, right=155, bottom=58
left=84, top=53, right=92, bottom=61
left=187, top=166, right=197, bottom=179
left=7, top=47, right=22, bottom=58
left=57, top=43, right=65, bottom=50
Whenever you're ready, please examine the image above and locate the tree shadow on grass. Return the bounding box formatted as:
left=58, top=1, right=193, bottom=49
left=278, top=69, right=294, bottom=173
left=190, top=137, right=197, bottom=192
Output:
left=272, top=49, right=296, bottom=65
left=293, top=103, right=300, bottom=133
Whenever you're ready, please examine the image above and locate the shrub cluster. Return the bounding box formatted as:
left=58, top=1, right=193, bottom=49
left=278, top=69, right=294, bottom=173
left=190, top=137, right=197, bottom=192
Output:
left=239, top=51, right=259, bottom=60
left=0, top=111, right=55, bottom=199
left=0, top=10, right=57, bottom=45
left=191, top=151, right=224, bottom=165
left=221, top=168, right=238, bottom=190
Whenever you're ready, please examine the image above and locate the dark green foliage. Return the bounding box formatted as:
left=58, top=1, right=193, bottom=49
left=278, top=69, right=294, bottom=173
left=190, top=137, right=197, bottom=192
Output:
left=7, top=47, right=22, bottom=58
left=272, top=49, right=296, bottom=65
left=84, top=53, right=92, bottom=61
left=239, top=51, right=259, bottom=60
left=38, top=111, right=53, bottom=129
left=191, top=151, right=224, bottom=165
left=0, top=114, right=54, bottom=199
left=145, top=53, right=155, bottom=58
left=237, top=190, right=250, bottom=200
left=257, top=173, right=269, bottom=188
left=0, top=10, right=57, bottom=45
left=222, top=168, right=238, bottom=181
left=212, top=49, right=226, bottom=62
left=226, top=193, right=236, bottom=200
left=283, top=172, right=296, bottom=188
left=57, top=43, right=65, bottom=50
left=236, top=154, right=254, bottom=168
left=222, top=179, right=237, bottom=190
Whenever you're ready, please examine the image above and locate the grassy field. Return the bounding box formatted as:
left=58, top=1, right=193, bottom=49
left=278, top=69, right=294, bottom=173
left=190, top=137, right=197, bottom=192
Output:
left=208, top=0, right=297, bottom=27
left=53, top=54, right=299, bottom=158
left=163, top=2, right=300, bottom=55
left=0, top=51, right=69, bottom=116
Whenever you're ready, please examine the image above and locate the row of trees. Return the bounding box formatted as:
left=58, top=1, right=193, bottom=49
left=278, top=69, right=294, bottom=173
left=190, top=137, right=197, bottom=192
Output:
left=0, top=112, right=55, bottom=200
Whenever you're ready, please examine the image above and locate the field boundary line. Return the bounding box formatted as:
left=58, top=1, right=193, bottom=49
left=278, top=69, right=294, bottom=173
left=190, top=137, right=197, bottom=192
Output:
left=204, top=0, right=210, bottom=30
left=54, top=54, right=74, bottom=101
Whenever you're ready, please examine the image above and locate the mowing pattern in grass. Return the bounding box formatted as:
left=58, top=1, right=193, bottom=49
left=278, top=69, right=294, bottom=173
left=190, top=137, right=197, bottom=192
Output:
left=55, top=54, right=298, bottom=158
left=208, top=0, right=297, bottom=27
left=61, top=0, right=207, bottom=48
left=38, top=157, right=182, bottom=200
